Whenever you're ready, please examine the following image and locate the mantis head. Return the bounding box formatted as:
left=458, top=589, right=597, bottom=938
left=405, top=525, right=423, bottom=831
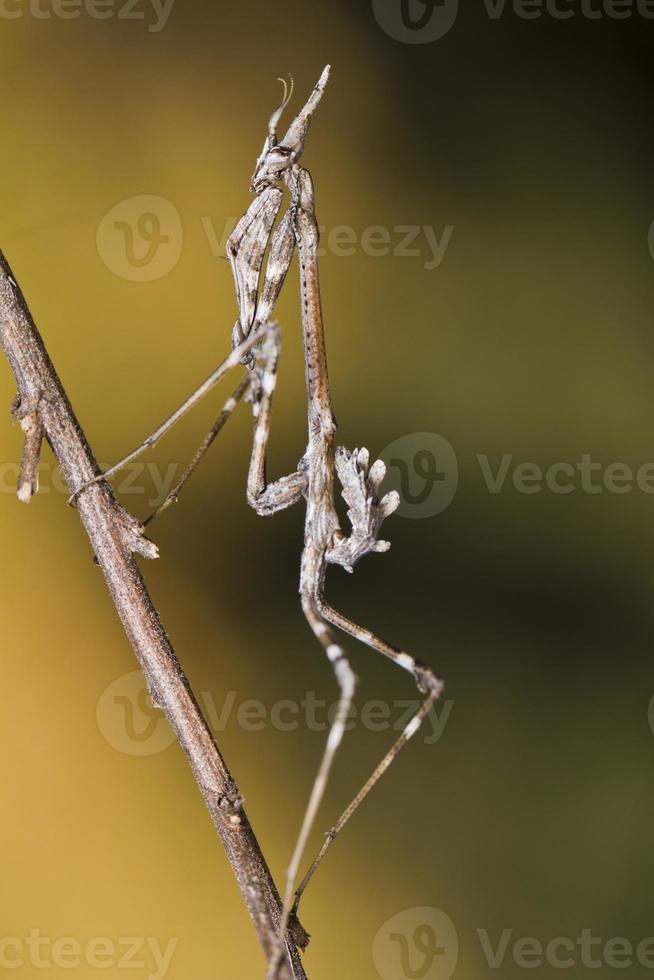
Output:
left=251, top=65, right=331, bottom=193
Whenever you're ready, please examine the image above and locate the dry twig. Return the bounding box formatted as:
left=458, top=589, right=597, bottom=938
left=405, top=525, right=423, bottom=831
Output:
left=0, top=250, right=309, bottom=979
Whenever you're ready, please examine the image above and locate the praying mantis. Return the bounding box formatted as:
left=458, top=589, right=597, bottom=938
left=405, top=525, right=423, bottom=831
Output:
left=72, top=65, right=443, bottom=978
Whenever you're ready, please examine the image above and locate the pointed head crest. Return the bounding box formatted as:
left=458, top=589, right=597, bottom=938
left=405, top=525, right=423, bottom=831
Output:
left=251, top=65, right=331, bottom=192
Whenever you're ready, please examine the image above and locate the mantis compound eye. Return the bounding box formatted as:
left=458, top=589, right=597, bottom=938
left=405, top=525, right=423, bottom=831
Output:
left=251, top=144, right=298, bottom=193
left=266, top=145, right=296, bottom=172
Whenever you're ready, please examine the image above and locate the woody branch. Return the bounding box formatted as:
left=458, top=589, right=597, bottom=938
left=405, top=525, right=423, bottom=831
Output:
left=0, top=249, right=309, bottom=980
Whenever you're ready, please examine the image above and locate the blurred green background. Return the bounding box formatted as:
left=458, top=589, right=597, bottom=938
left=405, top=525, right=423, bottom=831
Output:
left=1, top=1, right=654, bottom=978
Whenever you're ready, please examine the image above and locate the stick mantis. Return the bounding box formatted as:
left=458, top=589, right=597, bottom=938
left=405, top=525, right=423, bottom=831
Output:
left=71, top=65, right=443, bottom=978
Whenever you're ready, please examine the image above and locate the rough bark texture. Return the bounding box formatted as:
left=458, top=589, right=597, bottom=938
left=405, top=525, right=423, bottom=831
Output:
left=0, top=250, right=308, bottom=980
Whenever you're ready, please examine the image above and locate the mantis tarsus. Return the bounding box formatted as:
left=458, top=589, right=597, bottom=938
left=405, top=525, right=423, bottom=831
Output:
left=72, top=65, right=443, bottom=979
